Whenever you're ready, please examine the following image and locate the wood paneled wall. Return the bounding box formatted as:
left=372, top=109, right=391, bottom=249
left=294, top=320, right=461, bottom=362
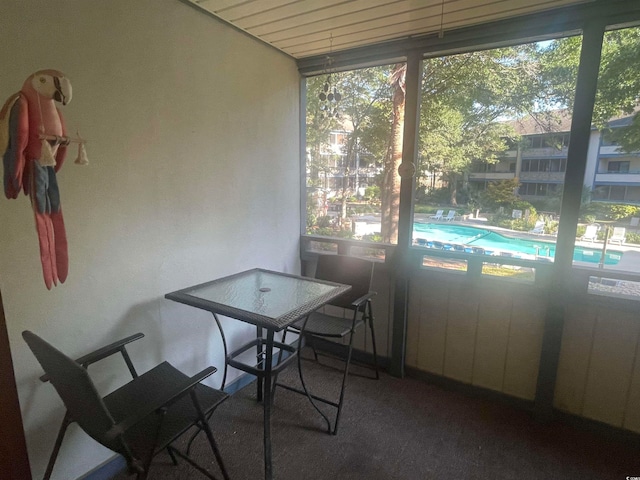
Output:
left=302, top=241, right=640, bottom=434
left=554, top=304, right=640, bottom=433
left=405, top=270, right=546, bottom=401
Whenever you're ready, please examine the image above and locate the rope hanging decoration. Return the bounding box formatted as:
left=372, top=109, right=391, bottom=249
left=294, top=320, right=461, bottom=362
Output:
left=318, top=34, right=342, bottom=120
left=439, top=0, right=445, bottom=39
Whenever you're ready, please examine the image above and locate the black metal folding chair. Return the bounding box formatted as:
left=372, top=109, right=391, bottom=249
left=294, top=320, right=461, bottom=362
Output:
left=23, top=330, right=230, bottom=480
left=274, top=254, right=379, bottom=435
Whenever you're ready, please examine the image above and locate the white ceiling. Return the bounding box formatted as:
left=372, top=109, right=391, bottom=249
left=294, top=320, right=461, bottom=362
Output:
left=187, top=0, right=593, bottom=59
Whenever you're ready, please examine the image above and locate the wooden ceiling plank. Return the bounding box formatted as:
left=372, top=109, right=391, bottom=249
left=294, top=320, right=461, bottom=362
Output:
left=191, top=0, right=593, bottom=59
left=234, top=0, right=364, bottom=28
left=255, top=0, right=585, bottom=42
left=270, top=0, right=509, bottom=49
left=261, top=0, right=489, bottom=44
left=278, top=0, right=587, bottom=55
left=218, top=0, right=313, bottom=21
left=276, top=18, right=441, bottom=50
left=287, top=0, right=579, bottom=58
left=192, top=0, right=253, bottom=13
left=248, top=0, right=440, bottom=37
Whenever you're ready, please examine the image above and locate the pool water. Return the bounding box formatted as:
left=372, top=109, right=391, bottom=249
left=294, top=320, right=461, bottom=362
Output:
left=413, top=223, right=622, bottom=266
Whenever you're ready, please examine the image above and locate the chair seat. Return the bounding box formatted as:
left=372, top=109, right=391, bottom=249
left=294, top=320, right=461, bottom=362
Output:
left=290, top=311, right=364, bottom=338
left=103, top=361, right=228, bottom=458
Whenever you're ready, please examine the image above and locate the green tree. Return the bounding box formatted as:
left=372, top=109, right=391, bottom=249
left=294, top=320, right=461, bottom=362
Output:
left=420, top=45, right=545, bottom=204
left=306, top=66, right=399, bottom=235
left=540, top=27, right=640, bottom=151
left=485, top=178, right=521, bottom=208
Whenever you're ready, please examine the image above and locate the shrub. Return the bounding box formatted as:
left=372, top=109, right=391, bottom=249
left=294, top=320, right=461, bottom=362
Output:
left=414, top=205, right=438, bottom=214
left=582, top=203, right=640, bottom=221
left=363, top=233, right=383, bottom=243
left=423, top=187, right=451, bottom=204
left=545, top=220, right=559, bottom=235
left=626, top=232, right=640, bottom=244
left=605, top=204, right=640, bottom=220
left=316, top=215, right=333, bottom=228
left=314, top=227, right=354, bottom=239
left=512, top=200, right=537, bottom=217
left=363, top=185, right=380, bottom=203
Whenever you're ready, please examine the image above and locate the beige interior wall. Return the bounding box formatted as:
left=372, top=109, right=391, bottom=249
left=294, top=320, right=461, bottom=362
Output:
left=0, top=1, right=300, bottom=478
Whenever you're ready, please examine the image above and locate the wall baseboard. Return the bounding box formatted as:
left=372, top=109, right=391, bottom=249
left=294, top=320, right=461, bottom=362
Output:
left=404, top=365, right=640, bottom=447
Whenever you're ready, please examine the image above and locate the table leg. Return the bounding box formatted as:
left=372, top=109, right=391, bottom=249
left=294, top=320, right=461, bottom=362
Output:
left=263, top=329, right=274, bottom=480
left=256, top=325, right=263, bottom=402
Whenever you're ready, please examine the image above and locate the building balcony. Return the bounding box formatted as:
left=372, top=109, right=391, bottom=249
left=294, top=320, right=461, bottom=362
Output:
left=519, top=172, right=565, bottom=182
left=522, top=147, right=568, bottom=158
left=595, top=171, right=640, bottom=184
left=468, top=172, right=515, bottom=181
left=599, top=145, right=630, bottom=156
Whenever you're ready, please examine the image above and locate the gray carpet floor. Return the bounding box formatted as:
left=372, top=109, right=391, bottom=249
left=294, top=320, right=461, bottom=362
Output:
left=113, top=352, right=640, bottom=480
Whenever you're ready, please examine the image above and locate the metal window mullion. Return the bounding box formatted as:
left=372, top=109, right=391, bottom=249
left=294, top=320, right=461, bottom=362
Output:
left=534, top=20, right=606, bottom=420
left=389, top=51, right=422, bottom=377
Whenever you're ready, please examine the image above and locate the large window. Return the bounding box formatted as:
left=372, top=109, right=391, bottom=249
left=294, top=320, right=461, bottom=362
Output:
left=302, top=21, right=640, bottom=294
left=607, top=160, right=630, bottom=173
left=412, top=37, right=579, bottom=271
left=573, top=26, right=640, bottom=297
left=305, top=64, right=405, bottom=246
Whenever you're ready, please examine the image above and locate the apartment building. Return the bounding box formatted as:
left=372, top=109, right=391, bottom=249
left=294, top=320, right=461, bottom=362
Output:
left=468, top=112, right=640, bottom=204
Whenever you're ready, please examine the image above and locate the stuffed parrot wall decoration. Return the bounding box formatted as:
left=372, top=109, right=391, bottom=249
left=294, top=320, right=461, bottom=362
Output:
left=0, top=70, right=87, bottom=289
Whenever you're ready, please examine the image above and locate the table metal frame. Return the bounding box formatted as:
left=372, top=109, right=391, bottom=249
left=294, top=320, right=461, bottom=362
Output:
left=165, top=268, right=350, bottom=480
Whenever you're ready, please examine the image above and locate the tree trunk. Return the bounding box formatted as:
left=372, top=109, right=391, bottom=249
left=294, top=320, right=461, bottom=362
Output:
left=381, top=64, right=406, bottom=244
left=448, top=173, right=459, bottom=206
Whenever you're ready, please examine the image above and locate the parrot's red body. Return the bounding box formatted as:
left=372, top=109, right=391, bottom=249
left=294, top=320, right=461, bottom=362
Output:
left=1, top=70, right=72, bottom=289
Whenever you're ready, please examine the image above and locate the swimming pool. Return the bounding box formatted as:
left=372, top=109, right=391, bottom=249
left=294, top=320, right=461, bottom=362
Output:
left=413, top=222, right=623, bottom=266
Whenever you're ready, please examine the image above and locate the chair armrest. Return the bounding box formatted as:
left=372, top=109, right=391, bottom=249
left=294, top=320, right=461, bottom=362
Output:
left=40, top=333, right=145, bottom=383
left=104, top=366, right=217, bottom=442
left=350, top=291, right=377, bottom=309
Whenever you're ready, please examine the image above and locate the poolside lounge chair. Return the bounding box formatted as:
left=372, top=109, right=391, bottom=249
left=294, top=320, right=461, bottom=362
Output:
left=430, top=210, right=444, bottom=220
left=609, top=227, right=626, bottom=245
left=444, top=210, right=456, bottom=221
left=581, top=224, right=599, bottom=243
left=529, top=220, right=545, bottom=234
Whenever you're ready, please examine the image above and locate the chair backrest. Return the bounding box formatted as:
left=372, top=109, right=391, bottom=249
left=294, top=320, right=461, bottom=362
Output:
left=612, top=227, right=626, bottom=238
left=22, top=331, right=117, bottom=449
left=314, top=255, right=374, bottom=310
left=584, top=225, right=598, bottom=237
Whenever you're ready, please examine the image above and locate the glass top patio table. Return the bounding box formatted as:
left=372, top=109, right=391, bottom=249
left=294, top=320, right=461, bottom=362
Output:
left=164, top=268, right=351, bottom=331
left=165, top=268, right=350, bottom=480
